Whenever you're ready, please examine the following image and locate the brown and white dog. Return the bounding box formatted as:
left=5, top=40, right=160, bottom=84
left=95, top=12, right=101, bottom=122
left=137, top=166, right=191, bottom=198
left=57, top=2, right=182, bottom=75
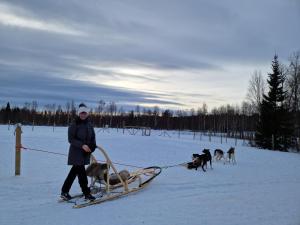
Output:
left=225, top=147, right=236, bottom=164
left=86, top=162, right=131, bottom=187
left=86, top=162, right=109, bottom=187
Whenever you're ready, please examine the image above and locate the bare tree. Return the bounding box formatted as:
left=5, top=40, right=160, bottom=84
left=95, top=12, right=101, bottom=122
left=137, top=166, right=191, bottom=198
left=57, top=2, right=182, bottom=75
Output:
left=197, top=102, right=208, bottom=131
left=153, top=106, right=160, bottom=128
left=65, top=102, right=71, bottom=124
left=135, top=105, right=141, bottom=116
left=96, top=100, right=106, bottom=127
left=96, top=100, right=106, bottom=115
left=286, top=51, right=300, bottom=138
left=31, top=101, right=38, bottom=112
left=71, top=100, right=76, bottom=118
left=23, top=102, right=31, bottom=110
left=246, top=70, right=265, bottom=113
left=107, top=101, right=117, bottom=127
left=286, top=51, right=300, bottom=111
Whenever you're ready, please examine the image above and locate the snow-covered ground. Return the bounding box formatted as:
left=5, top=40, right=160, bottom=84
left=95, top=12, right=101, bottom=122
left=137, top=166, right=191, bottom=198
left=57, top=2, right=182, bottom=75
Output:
left=1, top=125, right=300, bottom=225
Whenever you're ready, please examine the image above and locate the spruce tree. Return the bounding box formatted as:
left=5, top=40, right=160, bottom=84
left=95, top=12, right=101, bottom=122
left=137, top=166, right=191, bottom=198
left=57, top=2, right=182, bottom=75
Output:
left=4, top=102, right=11, bottom=123
left=255, top=55, right=292, bottom=151
left=5, top=102, right=11, bottom=112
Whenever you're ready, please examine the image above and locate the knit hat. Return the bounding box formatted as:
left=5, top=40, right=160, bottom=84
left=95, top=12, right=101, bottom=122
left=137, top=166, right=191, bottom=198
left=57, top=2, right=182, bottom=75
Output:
left=78, top=103, right=89, bottom=115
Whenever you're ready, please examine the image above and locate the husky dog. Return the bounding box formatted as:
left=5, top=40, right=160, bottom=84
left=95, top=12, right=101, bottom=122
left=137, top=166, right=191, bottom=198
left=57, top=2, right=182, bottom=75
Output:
left=225, top=147, right=236, bottom=164
left=202, top=149, right=212, bottom=169
left=214, top=149, right=224, bottom=161
left=86, top=162, right=131, bottom=187
left=86, top=162, right=109, bottom=187
left=187, top=154, right=207, bottom=172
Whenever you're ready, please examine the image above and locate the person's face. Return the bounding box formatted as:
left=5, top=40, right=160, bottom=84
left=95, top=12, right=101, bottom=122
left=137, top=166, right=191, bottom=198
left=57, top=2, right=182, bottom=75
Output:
left=79, top=112, right=88, bottom=120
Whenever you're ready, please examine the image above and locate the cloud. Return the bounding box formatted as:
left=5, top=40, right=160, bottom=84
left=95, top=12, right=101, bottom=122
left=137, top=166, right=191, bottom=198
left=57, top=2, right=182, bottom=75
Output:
left=0, top=69, right=183, bottom=109
left=0, top=3, right=85, bottom=36
left=0, top=0, right=299, bottom=110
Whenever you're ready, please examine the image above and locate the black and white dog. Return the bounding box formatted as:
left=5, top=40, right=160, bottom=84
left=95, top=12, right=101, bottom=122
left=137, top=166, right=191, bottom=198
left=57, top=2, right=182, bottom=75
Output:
left=214, top=149, right=224, bottom=161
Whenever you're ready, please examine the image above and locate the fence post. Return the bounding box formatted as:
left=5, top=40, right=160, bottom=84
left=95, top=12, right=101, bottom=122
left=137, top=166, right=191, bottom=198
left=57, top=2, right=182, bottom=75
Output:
left=122, top=121, right=125, bottom=134
left=15, top=124, right=22, bottom=176
left=32, top=120, right=35, bottom=131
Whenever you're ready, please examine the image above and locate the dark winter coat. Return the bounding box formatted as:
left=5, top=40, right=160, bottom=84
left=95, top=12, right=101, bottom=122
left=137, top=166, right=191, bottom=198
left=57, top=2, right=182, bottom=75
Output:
left=67, top=117, right=96, bottom=165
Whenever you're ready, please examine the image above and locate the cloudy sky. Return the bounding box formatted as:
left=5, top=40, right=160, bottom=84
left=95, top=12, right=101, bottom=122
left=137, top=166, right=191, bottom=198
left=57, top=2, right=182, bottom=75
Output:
left=0, top=0, right=299, bottom=111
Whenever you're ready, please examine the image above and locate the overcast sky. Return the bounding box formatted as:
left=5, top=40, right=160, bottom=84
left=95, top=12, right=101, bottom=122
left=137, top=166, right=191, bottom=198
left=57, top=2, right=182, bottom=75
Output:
left=0, top=0, right=299, bottom=111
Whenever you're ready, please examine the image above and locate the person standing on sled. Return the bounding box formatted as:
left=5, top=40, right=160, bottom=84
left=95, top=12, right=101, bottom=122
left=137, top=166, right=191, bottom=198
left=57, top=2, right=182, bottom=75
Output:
left=61, top=103, right=96, bottom=201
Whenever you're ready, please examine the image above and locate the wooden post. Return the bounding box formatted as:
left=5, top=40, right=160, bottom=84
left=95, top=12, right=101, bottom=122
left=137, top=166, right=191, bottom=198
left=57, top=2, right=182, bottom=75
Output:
left=15, top=124, right=22, bottom=176
left=272, top=134, right=274, bottom=150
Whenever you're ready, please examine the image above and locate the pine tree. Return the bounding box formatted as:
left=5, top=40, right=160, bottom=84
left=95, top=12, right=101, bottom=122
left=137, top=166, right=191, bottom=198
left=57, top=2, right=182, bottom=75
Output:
left=4, top=102, right=11, bottom=123
left=5, top=102, right=11, bottom=112
left=255, top=55, right=292, bottom=151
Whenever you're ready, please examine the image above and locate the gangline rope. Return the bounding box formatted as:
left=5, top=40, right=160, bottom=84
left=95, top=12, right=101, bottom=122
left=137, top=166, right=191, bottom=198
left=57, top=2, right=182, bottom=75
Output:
left=19, top=146, right=186, bottom=170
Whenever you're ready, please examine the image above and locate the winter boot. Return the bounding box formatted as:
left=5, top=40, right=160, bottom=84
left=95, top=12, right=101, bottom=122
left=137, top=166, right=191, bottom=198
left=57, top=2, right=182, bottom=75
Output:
left=61, top=192, right=72, bottom=201
left=84, top=193, right=96, bottom=201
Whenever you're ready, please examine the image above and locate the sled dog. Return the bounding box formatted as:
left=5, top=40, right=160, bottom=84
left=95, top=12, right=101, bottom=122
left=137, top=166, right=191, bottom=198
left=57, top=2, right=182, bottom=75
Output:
left=187, top=154, right=207, bottom=172
left=225, top=147, right=236, bottom=164
left=86, top=162, right=131, bottom=186
left=202, top=149, right=212, bottom=169
left=86, top=162, right=109, bottom=187
left=214, top=149, right=224, bottom=161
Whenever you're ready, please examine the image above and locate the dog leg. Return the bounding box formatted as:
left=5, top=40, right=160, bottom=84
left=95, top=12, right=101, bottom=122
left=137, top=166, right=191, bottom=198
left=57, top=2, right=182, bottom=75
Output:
left=233, top=155, right=236, bottom=164
left=201, top=162, right=206, bottom=172
left=90, top=177, right=94, bottom=188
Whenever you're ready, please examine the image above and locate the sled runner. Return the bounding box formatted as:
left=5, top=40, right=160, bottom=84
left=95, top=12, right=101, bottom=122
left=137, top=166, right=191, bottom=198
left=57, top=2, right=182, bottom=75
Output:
left=59, top=145, right=161, bottom=208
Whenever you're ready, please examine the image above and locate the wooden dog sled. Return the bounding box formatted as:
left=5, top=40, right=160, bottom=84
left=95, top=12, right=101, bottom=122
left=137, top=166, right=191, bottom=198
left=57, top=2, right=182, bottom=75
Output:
left=60, top=145, right=161, bottom=208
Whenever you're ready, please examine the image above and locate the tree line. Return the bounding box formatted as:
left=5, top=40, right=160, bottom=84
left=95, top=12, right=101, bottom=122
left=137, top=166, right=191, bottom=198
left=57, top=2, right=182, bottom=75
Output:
left=0, top=52, right=299, bottom=151
left=0, top=100, right=257, bottom=139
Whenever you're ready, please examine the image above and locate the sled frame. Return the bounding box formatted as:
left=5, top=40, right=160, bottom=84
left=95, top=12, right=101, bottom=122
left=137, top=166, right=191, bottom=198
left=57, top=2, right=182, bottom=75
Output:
left=72, top=145, right=161, bottom=208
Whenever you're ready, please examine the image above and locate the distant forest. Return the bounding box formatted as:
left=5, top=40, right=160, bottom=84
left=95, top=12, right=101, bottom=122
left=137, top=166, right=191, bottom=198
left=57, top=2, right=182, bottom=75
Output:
left=0, top=100, right=257, bottom=138
left=1, top=52, right=299, bottom=151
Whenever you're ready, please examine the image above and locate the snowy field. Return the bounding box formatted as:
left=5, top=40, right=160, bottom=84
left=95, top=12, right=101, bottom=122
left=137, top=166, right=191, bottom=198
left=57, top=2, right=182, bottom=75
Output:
left=0, top=125, right=300, bottom=225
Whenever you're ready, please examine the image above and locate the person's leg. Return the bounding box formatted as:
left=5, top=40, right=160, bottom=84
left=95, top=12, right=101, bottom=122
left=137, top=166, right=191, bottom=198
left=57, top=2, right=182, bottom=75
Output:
left=61, top=166, right=77, bottom=193
left=77, top=165, right=90, bottom=195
